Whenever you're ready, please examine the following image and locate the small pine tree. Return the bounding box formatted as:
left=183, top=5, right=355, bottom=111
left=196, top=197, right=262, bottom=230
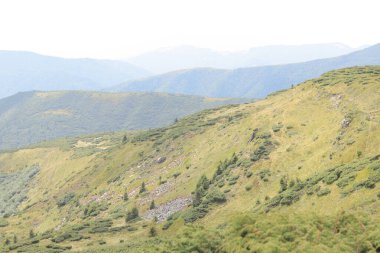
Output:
left=122, top=135, right=128, bottom=144
left=123, top=191, right=129, bottom=202
left=149, top=200, right=155, bottom=210
left=279, top=176, right=288, bottom=193
left=13, top=235, right=17, bottom=244
left=29, top=229, right=35, bottom=239
left=140, top=182, right=146, bottom=193
left=193, top=175, right=210, bottom=207
left=149, top=227, right=157, bottom=237
left=5, top=238, right=10, bottom=245
left=289, top=179, right=295, bottom=188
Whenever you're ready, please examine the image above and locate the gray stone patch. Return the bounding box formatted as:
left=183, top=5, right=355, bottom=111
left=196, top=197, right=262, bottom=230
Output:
left=143, top=197, right=193, bottom=222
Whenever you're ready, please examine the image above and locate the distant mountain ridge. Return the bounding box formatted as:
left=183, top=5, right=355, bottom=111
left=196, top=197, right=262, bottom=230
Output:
left=113, top=43, right=380, bottom=98
left=127, top=43, right=358, bottom=73
left=0, top=51, right=150, bottom=98
left=0, top=91, right=249, bottom=150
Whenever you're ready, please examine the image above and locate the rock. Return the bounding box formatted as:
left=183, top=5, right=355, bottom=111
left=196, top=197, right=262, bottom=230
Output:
left=143, top=197, right=192, bottom=222
left=157, top=157, right=166, bottom=164
left=330, top=94, right=342, bottom=109
left=341, top=118, right=351, bottom=128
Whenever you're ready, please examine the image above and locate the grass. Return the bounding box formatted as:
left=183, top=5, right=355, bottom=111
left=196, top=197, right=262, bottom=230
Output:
left=0, top=66, right=380, bottom=252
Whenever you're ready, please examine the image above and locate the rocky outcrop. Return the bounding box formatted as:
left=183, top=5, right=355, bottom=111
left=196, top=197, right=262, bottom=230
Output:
left=157, top=157, right=166, bottom=164
left=143, top=197, right=192, bottom=222
left=341, top=117, right=352, bottom=128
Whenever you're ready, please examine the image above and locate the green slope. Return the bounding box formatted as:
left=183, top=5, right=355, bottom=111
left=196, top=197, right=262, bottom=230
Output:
left=112, top=43, right=380, bottom=98
left=0, top=91, right=248, bottom=150
left=0, top=67, right=380, bottom=252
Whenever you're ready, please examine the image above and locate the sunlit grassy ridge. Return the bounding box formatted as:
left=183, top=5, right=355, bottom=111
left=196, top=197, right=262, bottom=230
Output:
left=0, top=66, right=380, bottom=252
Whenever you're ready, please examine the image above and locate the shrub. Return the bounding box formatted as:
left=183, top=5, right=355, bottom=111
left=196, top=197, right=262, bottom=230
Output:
left=83, top=202, right=108, bottom=218
left=323, top=171, right=341, bottom=185
left=272, top=124, right=283, bottom=132
left=279, top=176, right=288, bottom=193
left=126, top=207, right=139, bottom=222
left=317, top=188, right=331, bottom=197
left=149, top=200, right=155, bottom=210
left=52, top=232, right=74, bottom=243
left=29, top=229, right=35, bottom=239
left=122, top=135, right=128, bottom=144
left=123, top=191, right=129, bottom=202
left=280, top=191, right=300, bottom=206
left=149, top=227, right=157, bottom=237
left=193, top=175, right=210, bottom=207
left=182, top=204, right=209, bottom=223
left=140, top=182, right=146, bottom=193
left=205, top=189, right=226, bottom=204
left=57, top=192, right=75, bottom=207
left=162, top=220, right=173, bottom=230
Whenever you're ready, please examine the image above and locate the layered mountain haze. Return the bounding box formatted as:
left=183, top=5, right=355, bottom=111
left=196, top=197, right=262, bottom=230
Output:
left=113, top=43, right=380, bottom=98
left=127, top=43, right=357, bottom=73
left=1, top=67, right=379, bottom=252
left=0, top=51, right=150, bottom=99
left=0, top=91, right=248, bottom=150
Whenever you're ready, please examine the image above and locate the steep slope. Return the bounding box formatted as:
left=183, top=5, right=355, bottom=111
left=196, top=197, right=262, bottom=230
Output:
left=114, top=43, right=380, bottom=98
left=0, top=51, right=150, bottom=98
left=0, top=91, right=247, bottom=150
left=1, top=67, right=380, bottom=252
left=128, top=44, right=357, bottom=73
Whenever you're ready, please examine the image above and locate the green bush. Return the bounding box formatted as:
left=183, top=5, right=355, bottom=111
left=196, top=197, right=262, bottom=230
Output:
left=182, top=204, right=209, bottom=223
left=57, top=192, right=75, bottom=207
left=83, top=201, right=108, bottom=218
left=162, top=220, right=173, bottom=230
left=205, top=189, right=226, bottom=204
left=272, top=124, right=283, bottom=132
left=317, top=188, right=331, bottom=197
left=140, top=182, right=146, bottom=193
left=150, top=200, right=156, bottom=210
left=193, top=175, right=210, bottom=207
left=126, top=207, right=139, bottom=222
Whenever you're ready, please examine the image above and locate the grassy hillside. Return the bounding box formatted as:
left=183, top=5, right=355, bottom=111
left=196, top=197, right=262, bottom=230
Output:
left=0, top=91, right=248, bottom=150
left=113, top=43, right=380, bottom=98
left=0, top=51, right=150, bottom=99
left=0, top=67, right=380, bottom=252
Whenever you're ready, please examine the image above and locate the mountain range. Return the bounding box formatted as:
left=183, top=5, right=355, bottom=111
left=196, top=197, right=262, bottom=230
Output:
left=0, top=51, right=150, bottom=99
left=127, top=43, right=358, bottom=73
left=113, top=43, right=380, bottom=98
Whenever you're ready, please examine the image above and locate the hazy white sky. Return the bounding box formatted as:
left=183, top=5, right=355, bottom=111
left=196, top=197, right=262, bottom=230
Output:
left=0, top=0, right=379, bottom=59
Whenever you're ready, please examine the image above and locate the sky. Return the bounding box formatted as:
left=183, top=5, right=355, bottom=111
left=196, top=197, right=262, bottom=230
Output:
left=0, top=0, right=379, bottom=59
